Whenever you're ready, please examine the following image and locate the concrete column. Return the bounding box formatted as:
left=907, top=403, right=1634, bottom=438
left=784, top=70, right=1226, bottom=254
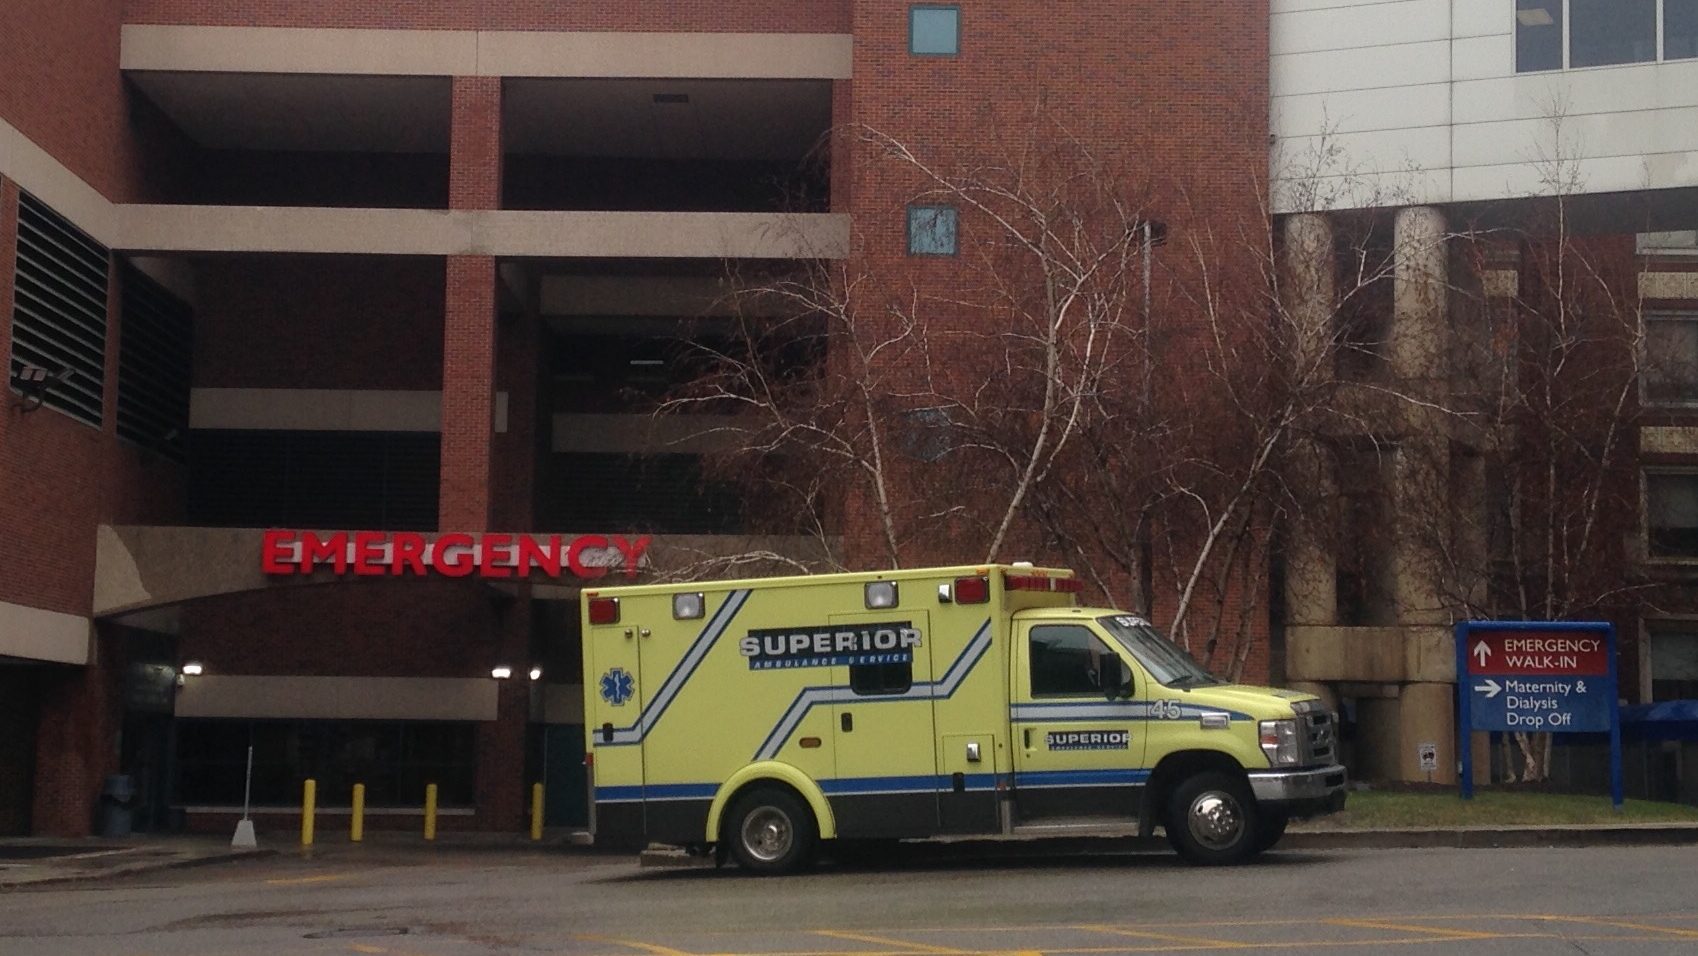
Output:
left=439, top=78, right=503, bottom=531
left=1390, top=207, right=1450, bottom=627
left=1280, top=214, right=1338, bottom=628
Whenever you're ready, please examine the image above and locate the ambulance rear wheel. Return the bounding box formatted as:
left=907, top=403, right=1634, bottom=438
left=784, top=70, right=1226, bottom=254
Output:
left=726, top=788, right=816, bottom=875
left=1165, top=772, right=1257, bottom=865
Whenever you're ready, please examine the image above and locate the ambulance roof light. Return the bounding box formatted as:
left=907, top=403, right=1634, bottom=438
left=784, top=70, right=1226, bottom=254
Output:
left=865, top=581, right=899, bottom=609
left=588, top=596, right=620, bottom=625
left=953, top=576, right=990, bottom=604
left=673, top=592, right=705, bottom=620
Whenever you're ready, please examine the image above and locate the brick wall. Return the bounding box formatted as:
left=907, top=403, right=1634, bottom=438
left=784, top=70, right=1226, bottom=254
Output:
left=122, top=0, right=851, bottom=32
left=1, top=0, right=192, bottom=203
left=193, top=255, right=445, bottom=390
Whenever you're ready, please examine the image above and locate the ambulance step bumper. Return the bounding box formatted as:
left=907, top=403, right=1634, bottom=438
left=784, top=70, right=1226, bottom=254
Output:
left=1247, top=765, right=1348, bottom=818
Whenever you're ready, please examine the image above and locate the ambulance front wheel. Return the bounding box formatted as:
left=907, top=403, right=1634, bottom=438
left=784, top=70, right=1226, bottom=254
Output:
left=725, top=787, right=817, bottom=875
left=1165, top=772, right=1258, bottom=865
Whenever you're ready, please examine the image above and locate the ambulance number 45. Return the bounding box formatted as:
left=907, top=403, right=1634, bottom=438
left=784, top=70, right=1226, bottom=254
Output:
left=1150, top=699, right=1184, bottom=720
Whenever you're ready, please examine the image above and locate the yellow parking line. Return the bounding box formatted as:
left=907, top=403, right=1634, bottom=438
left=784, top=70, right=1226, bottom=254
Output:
left=266, top=873, right=348, bottom=886
left=1082, top=923, right=1251, bottom=948
left=816, top=930, right=969, bottom=953
left=1323, top=918, right=1502, bottom=940
left=577, top=935, right=696, bottom=956
left=1535, top=915, right=1698, bottom=939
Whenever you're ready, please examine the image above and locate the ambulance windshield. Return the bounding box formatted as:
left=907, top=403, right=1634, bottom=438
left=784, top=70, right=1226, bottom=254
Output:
left=1098, top=615, right=1221, bottom=688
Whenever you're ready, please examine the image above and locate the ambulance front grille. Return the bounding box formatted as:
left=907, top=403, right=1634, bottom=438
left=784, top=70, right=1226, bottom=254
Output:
left=1303, top=711, right=1337, bottom=764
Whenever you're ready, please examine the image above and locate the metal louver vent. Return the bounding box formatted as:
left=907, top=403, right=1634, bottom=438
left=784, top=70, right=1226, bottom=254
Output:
left=9, top=192, right=108, bottom=426
left=117, top=261, right=193, bottom=460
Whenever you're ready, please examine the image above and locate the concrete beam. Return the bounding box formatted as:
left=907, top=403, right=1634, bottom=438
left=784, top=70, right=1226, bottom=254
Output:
left=0, top=601, right=92, bottom=665
left=1285, top=624, right=1455, bottom=684
left=120, top=25, right=854, bottom=80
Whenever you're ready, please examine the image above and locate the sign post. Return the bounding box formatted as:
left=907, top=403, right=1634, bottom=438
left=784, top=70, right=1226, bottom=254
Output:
left=1456, top=621, right=1621, bottom=809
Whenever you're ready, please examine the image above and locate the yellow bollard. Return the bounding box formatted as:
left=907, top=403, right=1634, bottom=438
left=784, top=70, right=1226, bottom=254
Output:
left=350, top=783, right=365, bottom=843
left=423, top=783, right=438, bottom=841
left=300, top=778, right=316, bottom=848
left=530, top=782, right=544, bottom=842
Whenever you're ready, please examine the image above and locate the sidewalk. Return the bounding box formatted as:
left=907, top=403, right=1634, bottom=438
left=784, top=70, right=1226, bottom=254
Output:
left=6, top=821, right=1698, bottom=888
left=0, top=836, right=273, bottom=889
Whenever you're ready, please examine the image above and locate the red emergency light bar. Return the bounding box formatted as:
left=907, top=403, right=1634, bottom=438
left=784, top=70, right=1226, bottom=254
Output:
left=1004, top=573, right=1082, bottom=594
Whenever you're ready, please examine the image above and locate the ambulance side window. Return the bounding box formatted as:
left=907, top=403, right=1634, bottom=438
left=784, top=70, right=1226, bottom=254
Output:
left=851, top=661, right=913, bottom=696
left=1029, top=625, right=1117, bottom=697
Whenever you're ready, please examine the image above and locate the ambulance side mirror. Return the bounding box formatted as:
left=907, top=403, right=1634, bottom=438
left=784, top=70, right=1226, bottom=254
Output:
left=1100, top=656, right=1132, bottom=700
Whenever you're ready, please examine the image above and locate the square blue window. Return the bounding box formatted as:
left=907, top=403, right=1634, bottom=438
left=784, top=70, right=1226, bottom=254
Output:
left=908, top=204, right=958, bottom=256
left=910, top=5, right=959, bottom=56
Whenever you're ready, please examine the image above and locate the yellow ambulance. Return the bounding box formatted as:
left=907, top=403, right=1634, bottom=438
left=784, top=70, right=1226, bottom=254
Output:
left=581, top=564, right=1346, bottom=872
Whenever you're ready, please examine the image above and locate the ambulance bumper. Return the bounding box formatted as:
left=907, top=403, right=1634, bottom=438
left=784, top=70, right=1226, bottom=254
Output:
left=1247, top=764, right=1348, bottom=818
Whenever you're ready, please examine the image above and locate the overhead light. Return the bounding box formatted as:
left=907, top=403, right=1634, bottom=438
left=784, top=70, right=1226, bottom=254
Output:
left=181, top=662, right=204, bottom=677
left=652, top=93, right=690, bottom=104
left=629, top=359, right=665, bottom=366
left=529, top=666, right=544, bottom=681
left=491, top=665, right=514, bottom=680
left=1517, top=8, right=1554, bottom=26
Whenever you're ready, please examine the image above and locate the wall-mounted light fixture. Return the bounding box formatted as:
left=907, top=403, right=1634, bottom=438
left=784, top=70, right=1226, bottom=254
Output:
left=10, top=365, right=72, bottom=413
left=528, top=666, right=543, bottom=681
left=491, top=665, right=514, bottom=680
left=181, top=661, right=205, bottom=677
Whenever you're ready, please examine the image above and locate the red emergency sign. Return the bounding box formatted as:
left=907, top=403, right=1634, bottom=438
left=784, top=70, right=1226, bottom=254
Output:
left=1463, top=630, right=1609, bottom=677
left=261, top=529, right=652, bottom=580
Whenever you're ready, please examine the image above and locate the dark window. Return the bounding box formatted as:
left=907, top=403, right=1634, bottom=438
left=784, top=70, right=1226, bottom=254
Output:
left=909, top=5, right=960, bottom=55
left=117, top=261, right=193, bottom=460
left=1029, top=624, right=1115, bottom=697
left=539, top=453, right=745, bottom=534
left=1644, top=313, right=1698, bottom=405
left=1516, top=0, right=1564, bottom=71
left=8, top=191, right=108, bottom=426
left=1648, top=622, right=1698, bottom=701
left=188, top=430, right=440, bottom=530
left=907, top=204, right=958, bottom=256
left=1647, top=471, right=1698, bottom=559
left=850, top=661, right=913, bottom=696
left=1569, top=0, right=1657, bottom=66
left=175, top=719, right=476, bottom=808
left=1670, top=0, right=1698, bottom=58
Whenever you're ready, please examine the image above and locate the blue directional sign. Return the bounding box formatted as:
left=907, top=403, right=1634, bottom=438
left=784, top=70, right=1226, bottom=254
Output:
left=1456, top=621, right=1621, bottom=807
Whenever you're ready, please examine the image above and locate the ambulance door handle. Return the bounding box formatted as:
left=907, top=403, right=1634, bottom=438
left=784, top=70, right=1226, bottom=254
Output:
left=1023, top=728, right=1032, bottom=749
left=623, top=628, right=634, bottom=640
left=841, top=712, right=853, bottom=733
left=639, top=628, right=651, bottom=638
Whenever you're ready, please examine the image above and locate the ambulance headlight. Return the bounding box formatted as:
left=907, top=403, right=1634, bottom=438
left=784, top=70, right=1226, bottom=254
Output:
left=1259, top=718, right=1301, bottom=767
left=672, top=592, right=705, bottom=620
left=864, top=581, right=899, bottom=609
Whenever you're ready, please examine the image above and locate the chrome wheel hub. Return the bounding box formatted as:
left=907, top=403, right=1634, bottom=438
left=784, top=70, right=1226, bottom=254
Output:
left=1187, top=791, right=1245, bottom=850
left=740, top=806, right=794, bottom=862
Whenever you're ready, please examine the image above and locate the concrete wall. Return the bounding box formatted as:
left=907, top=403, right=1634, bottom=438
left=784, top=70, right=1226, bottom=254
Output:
left=1272, top=0, right=1698, bottom=210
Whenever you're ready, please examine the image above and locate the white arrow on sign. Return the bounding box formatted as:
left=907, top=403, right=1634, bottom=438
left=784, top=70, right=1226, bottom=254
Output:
left=1473, top=641, right=1491, bottom=668
left=1474, top=678, right=1502, bottom=699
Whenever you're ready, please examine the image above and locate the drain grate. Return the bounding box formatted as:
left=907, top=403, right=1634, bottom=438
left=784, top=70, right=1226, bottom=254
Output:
left=302, top=927, right=410, bottom=940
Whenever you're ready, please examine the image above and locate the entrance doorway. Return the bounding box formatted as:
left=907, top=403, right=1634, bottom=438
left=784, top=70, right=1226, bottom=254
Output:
left=0, top=669, right=41, bottom=835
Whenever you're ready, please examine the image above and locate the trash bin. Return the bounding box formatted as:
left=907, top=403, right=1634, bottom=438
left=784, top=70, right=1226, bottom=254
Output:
left=100, top=774, right=135, bottom=838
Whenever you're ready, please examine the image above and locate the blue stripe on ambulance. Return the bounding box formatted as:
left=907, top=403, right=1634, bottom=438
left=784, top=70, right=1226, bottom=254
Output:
left=600, top=588, right=752, bottom=747
left=1012, top=769, right=1150, bottom=788
left=752, top=620, right=994, bottom=761
left=596, top=773, right=1002, bottom=803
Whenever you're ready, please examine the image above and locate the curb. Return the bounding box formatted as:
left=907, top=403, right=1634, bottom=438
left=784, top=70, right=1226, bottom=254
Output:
left=0, top=848, right=277, bottom=891
left=1282, top=824, right=1698, bottom=850
left=637, top=824, right=1698, bottom=868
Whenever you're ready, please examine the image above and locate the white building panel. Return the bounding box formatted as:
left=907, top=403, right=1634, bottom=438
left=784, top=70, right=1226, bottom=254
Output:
left=1271, top=40, right=1452, bottom=97
left=1272, top=0, right=1698, bottom=211
left=1271, top=0, right=1450, bottom=56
